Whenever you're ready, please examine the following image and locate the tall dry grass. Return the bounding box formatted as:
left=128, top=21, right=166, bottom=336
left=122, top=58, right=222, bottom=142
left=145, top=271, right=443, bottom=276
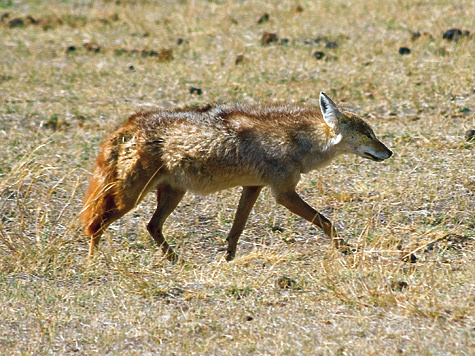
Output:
left=0, top=0, right=473, bottom=354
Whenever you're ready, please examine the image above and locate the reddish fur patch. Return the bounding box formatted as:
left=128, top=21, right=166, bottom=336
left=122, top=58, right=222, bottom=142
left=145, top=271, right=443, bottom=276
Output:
left=81, top=141, right=118, bottom=235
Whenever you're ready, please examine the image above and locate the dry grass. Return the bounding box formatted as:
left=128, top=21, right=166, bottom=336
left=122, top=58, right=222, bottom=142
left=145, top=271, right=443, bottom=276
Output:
left=0, top=0, right=474, bottom=354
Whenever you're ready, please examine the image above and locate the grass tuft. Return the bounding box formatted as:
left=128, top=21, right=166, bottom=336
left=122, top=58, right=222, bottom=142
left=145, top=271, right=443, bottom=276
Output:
left=0, top=0, right=473, bottom=354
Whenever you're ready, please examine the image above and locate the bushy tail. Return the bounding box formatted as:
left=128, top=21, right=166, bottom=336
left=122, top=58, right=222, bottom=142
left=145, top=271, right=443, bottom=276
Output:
left=82, top=119, right=164, bottom=244
left=81, top=146, right=119, bottom=236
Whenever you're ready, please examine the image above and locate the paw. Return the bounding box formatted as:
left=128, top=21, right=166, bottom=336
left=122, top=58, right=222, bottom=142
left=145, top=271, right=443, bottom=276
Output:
left=164, top=250, right=179, bottom=264
left=224, top=250, right=235, bottom=262
left=332, top=237, right=354, bottom=255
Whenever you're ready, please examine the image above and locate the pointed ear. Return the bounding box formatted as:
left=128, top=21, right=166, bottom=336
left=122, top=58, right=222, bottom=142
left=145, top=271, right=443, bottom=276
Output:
left=319, top=92, right=341, bottom=130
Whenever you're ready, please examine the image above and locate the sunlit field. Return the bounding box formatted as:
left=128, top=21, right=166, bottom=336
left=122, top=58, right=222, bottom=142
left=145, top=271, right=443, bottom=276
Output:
left=0, top=0, right=473, bottom=354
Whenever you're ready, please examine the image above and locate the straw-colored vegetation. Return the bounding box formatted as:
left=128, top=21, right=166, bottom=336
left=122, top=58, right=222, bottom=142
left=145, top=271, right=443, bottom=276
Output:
left=0, top=0, right=473, bottom=354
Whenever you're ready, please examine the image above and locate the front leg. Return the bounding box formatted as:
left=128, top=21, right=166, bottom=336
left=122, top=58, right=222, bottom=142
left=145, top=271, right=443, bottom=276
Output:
left=273, top=189, right=347, bottom=250
left=147, top=184, right=185, bottom=263
left=225, top=186, right=263, bottom=261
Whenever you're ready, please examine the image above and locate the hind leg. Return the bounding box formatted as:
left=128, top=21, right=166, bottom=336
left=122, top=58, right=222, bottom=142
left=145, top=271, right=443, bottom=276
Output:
left=147, top=184, right=185, bottom=262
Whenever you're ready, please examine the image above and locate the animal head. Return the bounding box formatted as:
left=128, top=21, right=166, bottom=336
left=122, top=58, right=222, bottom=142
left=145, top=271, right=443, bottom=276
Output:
left=319, top=92, right=393, bottom=162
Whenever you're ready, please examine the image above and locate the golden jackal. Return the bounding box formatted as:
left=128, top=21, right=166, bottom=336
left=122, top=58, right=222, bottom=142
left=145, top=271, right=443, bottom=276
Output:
left=82, top=92, right=392, bottom=261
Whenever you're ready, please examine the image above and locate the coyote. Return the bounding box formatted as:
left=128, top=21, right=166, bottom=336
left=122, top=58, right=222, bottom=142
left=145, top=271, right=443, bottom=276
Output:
left=82, top=92, right=392, bottom=261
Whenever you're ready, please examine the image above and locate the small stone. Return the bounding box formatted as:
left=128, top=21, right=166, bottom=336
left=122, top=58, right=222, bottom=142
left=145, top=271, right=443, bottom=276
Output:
left=390, top=280, right=409, bottom=292
left=8, top=18, right=24, bottom=28
left=443, top=28, right=462, bottom=41
left=190, top=87, right=202, bottom=95
left=261, top=31, right=278, bottom=45
left=65, top=45, right=76, bottom=53
left=401, top=253, right=417, bottom=263
left=234, top=54, right=244, bottom=65
left=257, top=13, right=269, bottom=24
left=312, top=51, right=325, bottom=60
left=465, top=129, right=475, bottom=142
left=271, top=226, right=284, bottom=233
left=398, top=47, right=411, bottom=55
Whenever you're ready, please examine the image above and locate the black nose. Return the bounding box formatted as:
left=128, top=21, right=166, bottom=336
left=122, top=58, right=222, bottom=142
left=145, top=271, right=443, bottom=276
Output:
left=387, top=149, right=393, bottom=158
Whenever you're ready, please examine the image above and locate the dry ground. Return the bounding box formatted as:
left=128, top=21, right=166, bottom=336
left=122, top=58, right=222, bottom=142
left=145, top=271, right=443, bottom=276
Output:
left=0, top=0, right=474, bottom=355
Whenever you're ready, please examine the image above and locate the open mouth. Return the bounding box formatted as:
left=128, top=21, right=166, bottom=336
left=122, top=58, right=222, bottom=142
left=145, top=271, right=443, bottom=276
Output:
left=364, top=152, right=384, bottom=162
